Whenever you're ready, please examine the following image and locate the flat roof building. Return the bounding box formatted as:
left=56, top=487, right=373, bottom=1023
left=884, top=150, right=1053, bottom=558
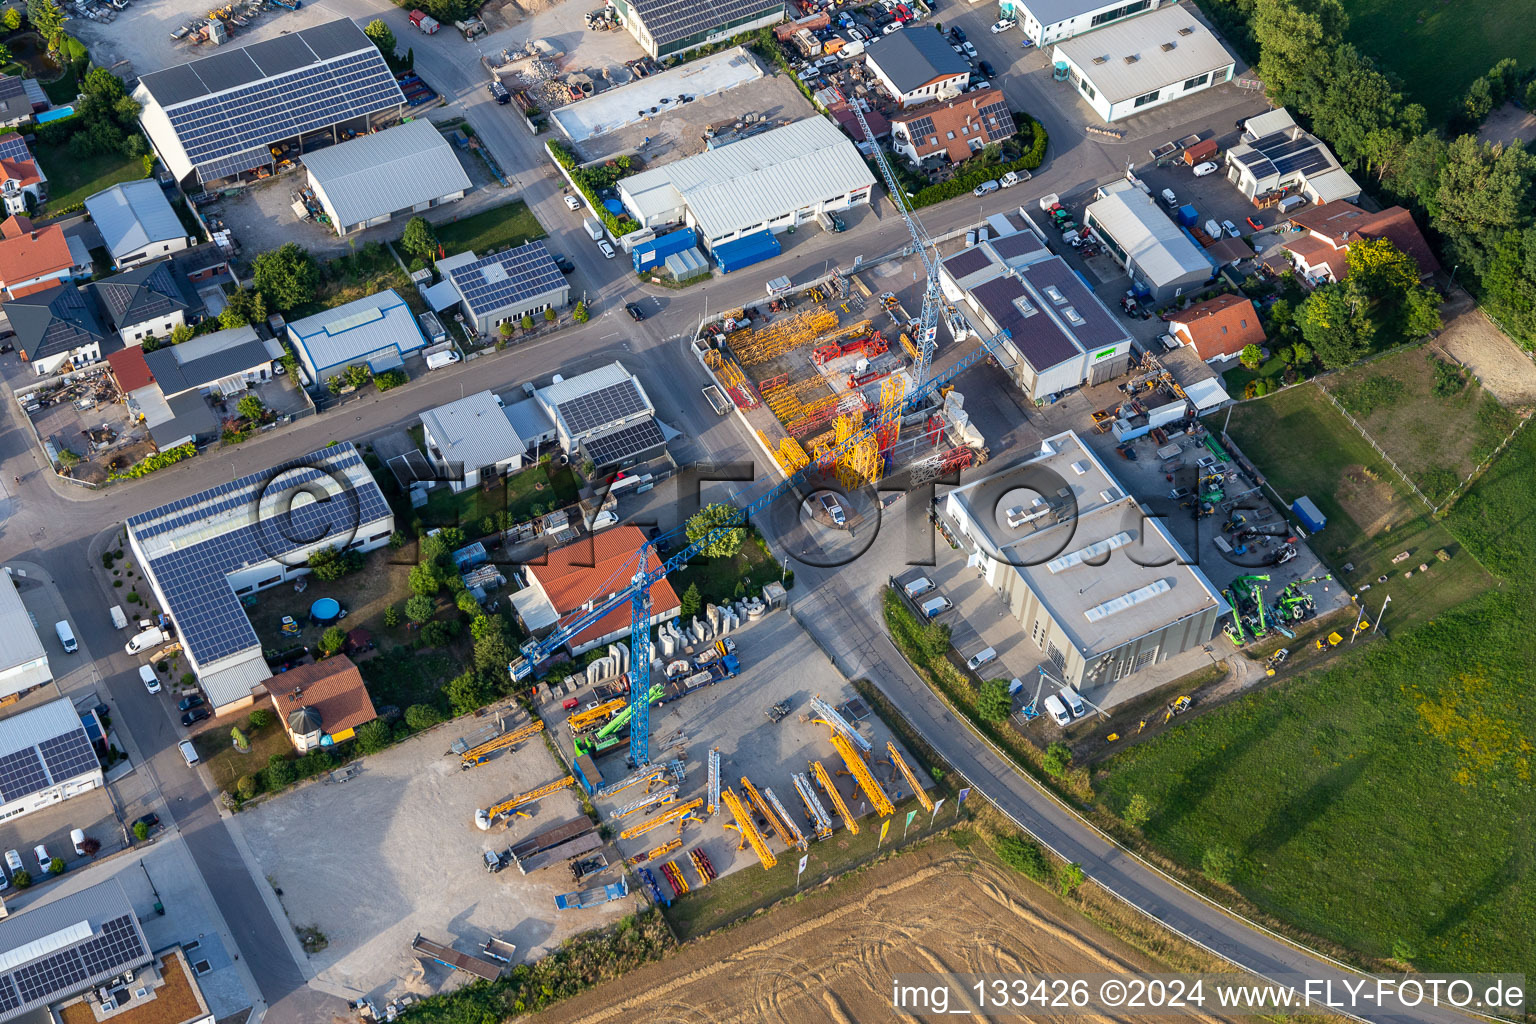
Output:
left=134, top=19, right=406, bottom=185
left=610, top=0, right=785, bottom=58
left=83, top=180, right=191, bottom=270
left=420, top=390, right=527, bottom=493
left=286, top=288, right=428, bottom=385
left=942, top=431, right=1226, bottom=693
left=533, top=361, right=669, bottom=470
left=619, top=116, right=875, bottom=249
left=0, top=569, right=51, bottom=702
left=300, top=120, right=471, bottom=236
left=1052, top=5, right=1235, bottom=123
left=1225, top=107, right=1360, bottom=207
left=1002, top=0, right=1161, bottom=47
left=126, top=443, right=394, bottom=715
left=864, top=27, right=971, bottom=108
left=0, top=697, right=105, bottom=827
left=438, top=241, right=569, bottom=337
left=1084, top=188, right=1213, bottom=302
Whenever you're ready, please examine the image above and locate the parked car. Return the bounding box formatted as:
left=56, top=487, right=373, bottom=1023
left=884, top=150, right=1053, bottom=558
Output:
left=948, top=26, right=966, bottom=42
left=625, top=302, right=646, bottom=321
left=990, top=18, right=1015, bottom=33
left=133, top=813, right=161, bottom=833
left=181, top=707, right=211, bottom=727
left=563, top=194, right=581, bottom=210
left=552, top=253, right=575, bottom=274
left=978, top=59, right=996, bottom=78
left=962, top=41, right=977, bottom=58
left=125, top=625, right=168, bottom=655
left=818, top=493, right=846, bottom=526
left=33, top=845, right=50, bottom=872
left=882, top=21, right=903, bottom=33
left=1169, top=486, right=1192, bottom=501
left=965, top=647, right=998, bottom=671
left=1192, top=161, right=1219, bottom=177
left=973, top=179, right=1000, bottom=196
left=597, top=239, right=616, bottom=258
left=999, top=169, right=1027, bottom=188
left=1222, top=219, right=1241, bottom=238
left=1160, top=187, right=1177, bottom=208
left=178, top=694, right=205, bottom=712
left=139, top=665, right=161, bottom=694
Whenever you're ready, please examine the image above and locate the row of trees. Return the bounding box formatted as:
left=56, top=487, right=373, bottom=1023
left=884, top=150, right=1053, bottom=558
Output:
left=1215, top=0, right=1536, bottom=349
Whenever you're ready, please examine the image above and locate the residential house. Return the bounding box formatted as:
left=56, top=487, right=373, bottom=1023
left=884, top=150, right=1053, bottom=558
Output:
left=864, top=28, right=971, bottom=108
left=108, top=345, right=218, bottom=450
left=0, top=215, right=73, bottom=300
left=3, top=282, right=108, bottom=375
left=533, top=361, right=670, bottom=471
left=0, top=75, right=32, bottom=128
left=142, top=324, right=282, bottom=400
left=1166, top=294, right=1264, bottom=362
left=84, top=179, right=193, bottom=269
left=90, top=259, right=199, bottom=345
left=1282, top=200, right=1440, bottom=285
left=889, top=88, right=1017, bottom=166
left=0, top=132, right=46, bottom=215
left=267, top=656, right=377, bottom=752
left=419, top=389, right=527, bottom=493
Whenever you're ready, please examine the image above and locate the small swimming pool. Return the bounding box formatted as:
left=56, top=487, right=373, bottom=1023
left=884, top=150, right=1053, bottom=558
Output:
left=36, top=105, right=74, bottom=124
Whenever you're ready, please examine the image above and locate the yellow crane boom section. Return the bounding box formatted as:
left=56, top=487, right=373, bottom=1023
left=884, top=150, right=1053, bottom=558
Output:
left=740, top=776, right=794, bottom=847
left=620, top=798, right=703, bottom=840
left=831, top=731, right=894, bottom=817
left=810, top=760, right=858, bottom=835
left=720, top=787, right=777, bottom=870
left=887, top=741, right=933, bottom=811
left=568, top=698, right=628, bottom=732
left=461, top=719, right=545, bottom=766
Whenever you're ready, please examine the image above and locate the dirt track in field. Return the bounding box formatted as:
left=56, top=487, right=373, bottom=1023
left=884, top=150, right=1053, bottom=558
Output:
left=533, top=842, right=1235, bottom=1024
left=1430, top=308, right=1536, bottom=409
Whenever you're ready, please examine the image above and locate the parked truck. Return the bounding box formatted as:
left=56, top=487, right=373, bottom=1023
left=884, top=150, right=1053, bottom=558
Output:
left=408, top=9, right=441, bottom=32
left=554, top=879, right=628, bottom=910
left=582, top=217, right=604, bottom=241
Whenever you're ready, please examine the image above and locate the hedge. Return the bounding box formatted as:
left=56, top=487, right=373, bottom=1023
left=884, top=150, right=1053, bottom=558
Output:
left=908, top=114, right=1049, bottom=209
left=108, top=443, right=195, bottom=481
left=546, top=140, right=638, bottom=238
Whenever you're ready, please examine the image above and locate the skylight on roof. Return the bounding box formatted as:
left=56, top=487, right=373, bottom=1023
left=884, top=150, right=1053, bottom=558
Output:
left=1084, top=579, right=1171, bottom=622
left=324, top=306, right=384, bottom=336
left=1014, top=297, right=1038, bottom=317
left=1044, top=285, right=1065, bottom=303
left=1062, top=306, right=1086, bottom=326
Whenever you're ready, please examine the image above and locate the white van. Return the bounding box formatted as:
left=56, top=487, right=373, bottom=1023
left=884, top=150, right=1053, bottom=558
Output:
left=966, top=647, right=998, bottom=671
left=920, top=595, right=952, bottom=619
left=109, top=605, right=128, bottom=630
left=140, top=665, right=161, bottom=694
left=1043, top=693, right=1071, bottom=726
left=3, top=849, right=22, bottom=876
left=903, top=577, right=934, bottom=599
left=55, top=620, right=77, bottom=653
left=1278, top=194, right=1308, bottom=215
left=1059, top=686, right=1087, bottom=718
left=178, top=740, right=200, bottom=766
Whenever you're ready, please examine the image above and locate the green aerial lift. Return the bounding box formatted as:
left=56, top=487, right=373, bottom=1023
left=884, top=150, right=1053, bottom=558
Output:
left=574, top=684, right=665, bottom=757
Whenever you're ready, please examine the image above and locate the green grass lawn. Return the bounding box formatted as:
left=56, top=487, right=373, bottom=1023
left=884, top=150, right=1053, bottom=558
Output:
left=34, top=142, right=149, bottom=215
left=417, top=462, right=581, bottom=536
left=1215, top=385, right=1491, bottom=631
left=670, top=530, right=786, bottom=606
left=426, top=200, right=546, bottom=258
left=193, top=712, right=294, bottom=794
left=1097, top=419, right=1536, bottom=977
left=1342, top=0, right=1536, bottom=124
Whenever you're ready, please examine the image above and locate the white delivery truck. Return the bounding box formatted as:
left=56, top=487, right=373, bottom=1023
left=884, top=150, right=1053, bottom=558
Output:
left=582, top=217, right=605, bottom=241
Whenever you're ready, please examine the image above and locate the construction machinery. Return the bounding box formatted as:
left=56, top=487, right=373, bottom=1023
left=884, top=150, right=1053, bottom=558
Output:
left=554, top=879, right=629, bottom=910
left=885, top=741, right=933, bottom=812
left=808, top=696, right=871, bottom=752
left=476, top=776, right=576, bottom=830
left=619, top=798, right=703, bottom=840
left=706, top=747, right=721, bottom=815
left=741, top=776, right=796, bottom=849
left=762, top=785, right=808, bottom=851
left=1315, top=631, right=1345, bottom=651
left=626, top=837, right=682, bottom=866
left=792, top=771, right=835, bottom=840
left=689, top=846, right=717, bottom=884
left=568, top=697, right=628, bottom=733
left=573, top=684, right=665, bottom=757
left=597, top=762, right=680, bottom=799
left=810, top=760, right=858, bottom=834
left=458, top=719, right=544, bottom=769
left=829, top=731, right=894, bottom=817
left=720, top=787, right=777, bottom=870
left=1162, top=695, right=1192, bottom=724
left=606, top=785, right=679, bottom=820
left=659, top=860, right=690, bottom=898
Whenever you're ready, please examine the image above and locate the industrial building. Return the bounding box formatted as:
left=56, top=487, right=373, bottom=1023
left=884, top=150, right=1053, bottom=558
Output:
left=1084, top=187, right=1213, bottom=302
left=134, top=19, right=407, bottom=186
left=533, top=361, right=670, bottom=471
left=107, top=344, right=221, bottom=451
left=126, top=443, right=394, bottom=715
left=938, top=213, right=1133, bottom=398
left=618, top=117, right=874, bottom=264
left=1051, top=5, right=1235, bottom=122
left=89, top=260, right=199, bottom=345
left=610, top=0, right=786, bottom=58
left=513, top=525, right=681, bottom=655
left=0, top=697, right=105, bottom=826
left=864, top=27, right=972, bottom=108
left=420, top=390, right=528, bottom=492
left=1001, top=0, right=1159, bottom=47
left=300, top=120, right=472, bottom=236
left=0, top=880, right=156, bottom=1024
left=0, top=568, right=51, bottom=703
left=941, top=431, right=1226, bottom=690
left=434, top=241, right=569, bottom=337
left=84, top=180, right=192, bottom=269
left=1224, top=107, right=1360, bottom=207
left=286, top=288, right=429, bottom=386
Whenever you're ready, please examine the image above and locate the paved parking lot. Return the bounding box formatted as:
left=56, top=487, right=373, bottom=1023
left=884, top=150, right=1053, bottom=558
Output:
left=234, top=706, right=623, bottom=1004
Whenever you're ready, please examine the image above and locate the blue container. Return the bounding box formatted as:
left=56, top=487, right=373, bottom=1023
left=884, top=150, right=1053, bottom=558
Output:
left=712, top=230, right=781, bottom=274
left=632, top=227, right=698, bottom=272
left=1177, top=204, right=1199, bottom=227
left=1291, top=496, right=1327, bottom=533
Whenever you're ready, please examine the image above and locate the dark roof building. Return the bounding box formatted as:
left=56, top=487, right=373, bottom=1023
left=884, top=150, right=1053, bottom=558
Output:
left=90, top=261, right=197, bottom=336
left=0, top=74, right=32, bottom=128
left=864, top=27, right=971, bottom=106
left=141, top=325, right=279, bottom=397
left=133, top=19, right=406, bottom=184
left=3, top=283, right=108, bottom=373
left=612, top=0, right=787, bottom=57
left=440, top=241, right=569, bottom=336
left=890, top=87, right=1016, bottom=165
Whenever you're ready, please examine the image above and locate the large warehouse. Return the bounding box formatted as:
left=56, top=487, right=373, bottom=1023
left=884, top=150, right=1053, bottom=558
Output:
left=0, top=567, right=51, bottom=702
left=134, top=19, right=406, bottom=186
left=942, top=432, right=1226, bottom=692
left=1052, top=5, right=1234, bottom=122
left=0, top=697, right=105, bottom=826
left=619, top=116, right=875, bottom=264
left=1084, top=187, right=1213, bottom=302
left=126, top=443, right=394, bottom=715
left=611, top=0, right=786, bottom=58
left=300, top=120, right=471, bottom=236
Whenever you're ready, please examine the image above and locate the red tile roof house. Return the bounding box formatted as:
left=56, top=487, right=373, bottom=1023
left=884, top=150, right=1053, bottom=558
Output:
left=512, top=525, right=681, bottom=657
left=1281, top=201, right=1440, bottom=286
left=0, top=215, right=73, bottom=300
left=889, top=88, right=1017, bottom=167
left=0, top=132, right=48, bottom=216
left=1166, top=294, right=1266, bottom=363
left=267, top=656, right=378, bottom=752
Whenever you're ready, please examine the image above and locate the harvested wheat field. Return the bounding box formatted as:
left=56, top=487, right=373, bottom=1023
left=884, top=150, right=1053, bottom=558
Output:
left=535, top=840, right=1234, bottom=1024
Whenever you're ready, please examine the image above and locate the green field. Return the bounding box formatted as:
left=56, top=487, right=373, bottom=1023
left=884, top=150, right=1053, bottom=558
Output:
left=1217, top=385, right=1491, bottom=630
left=35, top=142, right=150, bottom=215
left=426, top=200, right=546, bottom=259
left=1098, top=421, right=1536, bottom=976
left=1342, top=0, right=1536, bottom=124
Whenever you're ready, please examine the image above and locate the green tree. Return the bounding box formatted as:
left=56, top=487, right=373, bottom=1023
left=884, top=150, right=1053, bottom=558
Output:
left=405, top=594, right=436, bottom=623
left=679, top=582, right=701, bottom=618
left=363, top=18, right=397, bottom=58
left=1480, top=228, right=1536, bottom=347
left=248, top=707, right=274, bottom=730
left=356, top=718, right=393, bottom=754
left=1290, top=341, right=1312, bottom=365
left=1249, top=0, right=1346, bottom=110
left=445, top=670, right=492, bottom=716
left=544, top=307, right=556, bottom=322
left=1123, top=793, right=1152, bottom=830
left=237, top=393, right=264, bottom=422
left=48, top=858, right=64, bottom=875
left=1239, top=343, right=1263, bottom=370
left=409, top=561, right=441, bottom=596
left=1057, top=861, right=1085, bottom=897
left=1300, top=285, right=1375, bottom=369
left=113, top=95, right=141, bottom=126
left=319, top=625, right=348, bottom=655
left=230, top=726, right=249, bottom=752
left=383, top=605, right=402, bottom=628
left=520, top=314, right=534, bottom=330
left=264, top=754, right=296, bottom=789
left=405, top=704, right=444, bottom=731
left=82, top=66, right=126, bottom=104
left=1462, top=76, right=1495, bottom=125
left=1202, top=844, right=1238, bottom=883
left=220, top=287, right=267, bottom=329
left=308, top=545, right=360, bottom=582
left=1385, top=131, right=1448, bottom=209
left=572, top=300, right=590, bottom=323
left=236, top=774, right=258, bottom=799
left=27, top=0, right=66, bottom=50
left=685, top=503, right=745, bottom=558
left=1042, top=742, right=1072, bottom=779
left=169, top=323, right=194, bottom=345
left=252, top=243, right=320, bottom=311
left=471, top=614, right=511, bottom=672
left=1, top=9, right=21, bottom=30
left=976, top=678, right=1012, bottom=722
left=401, top=215, right=436, bottom=263
left=1430, top=135, right=1536, bottom=276
left=1306, top=45, right=1405, bottom=171
left=1527, top=80, right=1536, bottom=116
left=132, top=822, right=150, bottom=842
left=456, top=590, right=481, bottom=616
left=420, top=620, right=451, bottom=647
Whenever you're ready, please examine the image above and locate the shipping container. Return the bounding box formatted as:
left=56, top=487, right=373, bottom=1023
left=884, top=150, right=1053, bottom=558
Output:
left=631, top=227, right=698, bottom=271
left=712, top=230, right=781, bottom=274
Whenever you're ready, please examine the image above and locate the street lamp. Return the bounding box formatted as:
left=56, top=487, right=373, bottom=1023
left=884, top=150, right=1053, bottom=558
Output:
left=1448, top=264, right=1460, bottom=293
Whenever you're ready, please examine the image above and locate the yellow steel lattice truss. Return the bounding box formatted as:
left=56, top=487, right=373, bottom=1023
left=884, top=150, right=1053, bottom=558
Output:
left=733, top=308, right=839, bottom=366
left=830, top=731, right=894, bottom=818
left=886, top=741, right=933, bottom=811
left=837, top=436, right=881, bottom=490
left=810, top=760, right=858, bottom=835
left=777, top=436, right=810, bottom=473
left=720, top=787, right=777, bottom=870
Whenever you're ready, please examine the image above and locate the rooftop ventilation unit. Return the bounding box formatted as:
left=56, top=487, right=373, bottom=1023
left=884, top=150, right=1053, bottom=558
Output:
left=1123, top=54, right=1140, bottom=64
left=1091, top=55, right=1108, bottom=65
left=1178, top=25, right=1194, bottom=35
left=1161, top=41, right=1176, bottom=51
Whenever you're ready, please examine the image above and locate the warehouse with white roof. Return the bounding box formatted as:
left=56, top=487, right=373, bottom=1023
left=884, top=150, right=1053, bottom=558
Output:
left=0, top=568, right=51, bottom=701
left=286, top=288, right=428, bottom=385
left=301, top=120, right=472, bottom=236
left=618, top=116, right=875, bottom=268
left=1052, top=5, right=1235, bottom=122
left=1084, top=188, right=1213, bottom=302
left=0, top=697, right=105, bottom=825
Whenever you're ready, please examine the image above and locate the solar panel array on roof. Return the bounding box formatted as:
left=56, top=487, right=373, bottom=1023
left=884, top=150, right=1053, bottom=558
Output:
left=1274, top=148, right=1329, bottom=176
left=978, top=101, right=1015, bottom=134
left=0, top=915, right=147, bottom=1015
left=448, top=242, right=565, bottom=316
left=583, top=418, right=666, bottom=465
left=906, top=115, right=935, bottom=139
left=38, top=732, right=99, bottom=784
left=627, top=0, right=783, bottom=47
left=557, top=380, right=649, bottom=435
left=0, top=748, right=48, bottom=802
left=0, top=134, right=32, bottom=163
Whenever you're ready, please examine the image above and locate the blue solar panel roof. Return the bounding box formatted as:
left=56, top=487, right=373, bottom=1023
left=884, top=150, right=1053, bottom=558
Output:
left=448, top=241, right=566, bottom=317
left=128, top=443, right=393, bottom=665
